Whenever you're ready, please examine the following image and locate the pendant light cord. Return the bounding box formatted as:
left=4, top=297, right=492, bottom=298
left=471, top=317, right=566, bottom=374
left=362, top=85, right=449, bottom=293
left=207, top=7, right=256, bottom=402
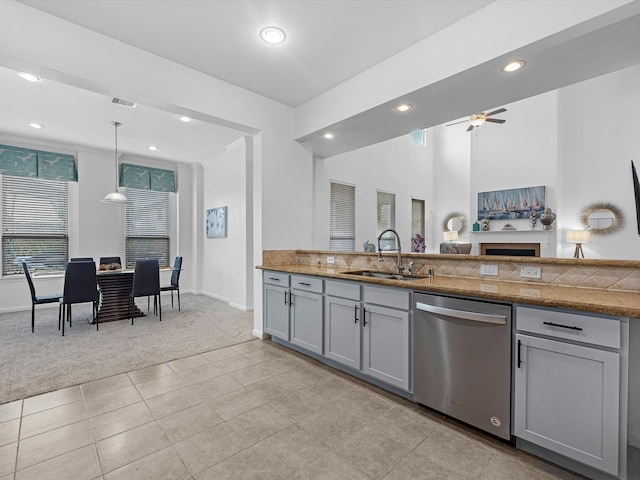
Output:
left=112, top=121, right=121, bottom=191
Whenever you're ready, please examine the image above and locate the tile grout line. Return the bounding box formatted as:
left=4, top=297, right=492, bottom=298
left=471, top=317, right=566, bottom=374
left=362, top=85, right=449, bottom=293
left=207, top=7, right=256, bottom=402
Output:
left=83, top=381, right=105, bottom=478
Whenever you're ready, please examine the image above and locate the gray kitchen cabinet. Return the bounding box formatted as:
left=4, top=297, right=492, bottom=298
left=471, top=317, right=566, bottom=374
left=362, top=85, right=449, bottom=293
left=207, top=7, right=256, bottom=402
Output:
left=363, top=285, right=410, bottom=391
left=289, top=275, right=324, bottom=355
left=514, top=305, right=624, bottom=476
left=325, top=280, right=361, bottom=370
left=263, top=271, right=290, bottom=340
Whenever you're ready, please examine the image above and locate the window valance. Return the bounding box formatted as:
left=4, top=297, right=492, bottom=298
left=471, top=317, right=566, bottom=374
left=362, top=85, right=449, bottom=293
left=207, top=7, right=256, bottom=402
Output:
left=119, top=163, right=176, bottom=193
left=0, top=144, right=77, bottom=181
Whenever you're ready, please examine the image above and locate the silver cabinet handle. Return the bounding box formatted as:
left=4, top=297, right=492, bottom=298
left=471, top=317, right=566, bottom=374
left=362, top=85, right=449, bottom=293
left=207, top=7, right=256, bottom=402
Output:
left=416, top=302, right=506, bottom=325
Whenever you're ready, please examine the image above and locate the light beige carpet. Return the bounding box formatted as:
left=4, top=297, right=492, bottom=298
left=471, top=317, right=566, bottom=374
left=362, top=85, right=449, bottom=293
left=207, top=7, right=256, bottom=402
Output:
left=0, top=294, right=254, bottom=404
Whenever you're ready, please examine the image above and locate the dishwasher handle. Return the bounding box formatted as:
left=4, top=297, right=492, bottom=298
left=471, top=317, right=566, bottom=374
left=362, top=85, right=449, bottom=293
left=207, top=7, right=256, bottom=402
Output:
left=415, top=302, right=507, bottom=325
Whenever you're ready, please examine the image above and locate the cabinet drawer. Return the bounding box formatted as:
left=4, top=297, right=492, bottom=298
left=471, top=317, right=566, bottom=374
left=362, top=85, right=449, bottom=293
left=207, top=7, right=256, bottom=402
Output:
left=516, top=306, right=621, bottom=349
left=263, top=271, right=290, bottom=287
left=326, top=279, right=360, bottom=300
left=364, top=285, right=409, bottom=310
left=291, top=275, right=323, bottom=293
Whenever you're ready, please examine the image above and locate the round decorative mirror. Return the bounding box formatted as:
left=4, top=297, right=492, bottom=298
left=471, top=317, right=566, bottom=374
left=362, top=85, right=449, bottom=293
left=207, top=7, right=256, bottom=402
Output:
left=579, top=202, right=624, bottom=235
left=443, top=213, right=465, bottom=234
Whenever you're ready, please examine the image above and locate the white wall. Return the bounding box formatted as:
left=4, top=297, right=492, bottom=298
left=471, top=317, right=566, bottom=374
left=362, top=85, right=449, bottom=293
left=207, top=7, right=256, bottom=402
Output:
left=557, top=64, right=640, bottom=259
left=201, top=138, right=252, bottom=310
left=312, top=134, right=433, bottom=252
left=432, top=125, right=471, bottom=249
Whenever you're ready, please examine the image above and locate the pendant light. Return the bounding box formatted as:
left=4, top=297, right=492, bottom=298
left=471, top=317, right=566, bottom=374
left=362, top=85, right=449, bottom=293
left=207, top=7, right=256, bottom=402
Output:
left=101, top=121, right=128, bottom=204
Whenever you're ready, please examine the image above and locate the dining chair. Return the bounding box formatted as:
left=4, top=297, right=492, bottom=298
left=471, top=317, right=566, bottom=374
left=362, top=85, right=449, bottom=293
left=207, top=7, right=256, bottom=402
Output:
left=161, top=256, right=183, bottom=310
left=130, top=259, right=161, bottom=324
left=59, top=261, right=99, bottom=336
left=22, top=262, right=62, bottom=333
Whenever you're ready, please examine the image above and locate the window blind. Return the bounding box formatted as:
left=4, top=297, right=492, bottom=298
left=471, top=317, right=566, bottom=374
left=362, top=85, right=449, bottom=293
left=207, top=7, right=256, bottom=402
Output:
left=329, top=182, right=355, bottom=251
left=377, top=191, right=396, bottom=250
left=2, top=175, right=69, bottom=274
left=125, top=188, right=170, bottom=268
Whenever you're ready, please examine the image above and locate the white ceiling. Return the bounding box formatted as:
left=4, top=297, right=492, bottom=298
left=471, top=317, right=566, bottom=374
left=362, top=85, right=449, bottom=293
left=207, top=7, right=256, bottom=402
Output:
left=0, top=64, right=244, bottom=163
left=3, top=1, right=640, bottom=163
left=18, top=0, right=491, bottom=107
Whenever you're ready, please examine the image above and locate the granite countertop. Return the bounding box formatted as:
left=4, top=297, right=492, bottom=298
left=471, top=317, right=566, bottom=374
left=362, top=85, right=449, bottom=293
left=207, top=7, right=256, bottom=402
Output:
left=258, top=264, right=640, bottom=319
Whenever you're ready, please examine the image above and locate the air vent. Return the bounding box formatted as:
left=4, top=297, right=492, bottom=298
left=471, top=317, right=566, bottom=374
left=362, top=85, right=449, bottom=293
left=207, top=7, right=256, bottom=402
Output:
left=111, top=97, right=137, bottom=108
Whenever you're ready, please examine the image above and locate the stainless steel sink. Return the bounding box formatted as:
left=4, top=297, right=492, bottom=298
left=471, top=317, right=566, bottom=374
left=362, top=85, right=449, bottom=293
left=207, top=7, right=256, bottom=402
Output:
left=344, top=270, right=428, bottom=281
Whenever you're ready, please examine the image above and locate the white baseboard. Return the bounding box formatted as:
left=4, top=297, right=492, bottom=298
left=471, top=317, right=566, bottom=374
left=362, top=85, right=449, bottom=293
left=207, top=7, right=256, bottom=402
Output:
left=229, top=302, right=254, bottom=312
left=253, top=329, right=269, bottom=339
left=200, top=291, right=253, bottom=312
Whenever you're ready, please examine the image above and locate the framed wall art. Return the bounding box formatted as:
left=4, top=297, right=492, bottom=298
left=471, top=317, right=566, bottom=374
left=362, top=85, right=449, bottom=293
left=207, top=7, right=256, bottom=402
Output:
left=478, top=186, right=546, bottom=220
left=206, top=206, right=227, bottom=238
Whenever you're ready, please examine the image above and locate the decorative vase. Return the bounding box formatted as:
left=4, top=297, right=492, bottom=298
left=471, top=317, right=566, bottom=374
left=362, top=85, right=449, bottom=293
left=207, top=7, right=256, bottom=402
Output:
left=540, top=207, right=557, bottom=230
left=529, top=209, right=538, bottom=230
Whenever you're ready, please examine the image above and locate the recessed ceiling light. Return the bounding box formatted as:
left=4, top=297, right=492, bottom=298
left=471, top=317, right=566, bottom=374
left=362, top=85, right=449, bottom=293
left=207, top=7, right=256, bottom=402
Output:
left=18, top=72, right=42, bottom=82
left=179, top=115, right=192, bottom=122
left=260, top=26, right=286, bottom=44
left=395, top=103, right=412, bottom=112
left=502, top=60, right=525, bottom=73
left=28, top=122, right=44, bottom=129
left=148, top=145, right=159, bottom=151
left=323, top=133, right=335, bottom=140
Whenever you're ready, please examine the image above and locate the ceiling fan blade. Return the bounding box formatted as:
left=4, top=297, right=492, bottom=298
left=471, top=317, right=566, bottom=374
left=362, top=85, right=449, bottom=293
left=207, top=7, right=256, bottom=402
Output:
left=466, top=125, right=474, bottom=132
left=485, top=108, right=506, bottom=117
left=485, top=118, right=506, bottom=124
left=446, top=119, right=468, bottom=126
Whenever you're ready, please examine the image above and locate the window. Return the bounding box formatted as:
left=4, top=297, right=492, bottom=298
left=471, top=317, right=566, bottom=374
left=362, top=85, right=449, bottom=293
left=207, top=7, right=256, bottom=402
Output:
left=411, top=198, right=425, bottom=252
left=329, top=182, right=355, bottom=251
left=377, top=191, right=396, bottom=250
left=2, top=176, right=69, bottom=275
left=125, top=188, right=170, bottom=268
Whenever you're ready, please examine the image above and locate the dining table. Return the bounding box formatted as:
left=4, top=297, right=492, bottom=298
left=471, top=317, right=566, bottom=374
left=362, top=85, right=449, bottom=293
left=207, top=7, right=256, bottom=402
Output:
left=96, top=267, right=177, bottom=323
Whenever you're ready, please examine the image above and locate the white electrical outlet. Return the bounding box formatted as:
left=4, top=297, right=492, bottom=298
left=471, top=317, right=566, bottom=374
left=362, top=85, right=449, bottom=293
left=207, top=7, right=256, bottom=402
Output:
left=327, top=256, right=335, bottom=264
left=521, top=266, right=542, bottom=279
left=480, top=264, right=499, bottom=276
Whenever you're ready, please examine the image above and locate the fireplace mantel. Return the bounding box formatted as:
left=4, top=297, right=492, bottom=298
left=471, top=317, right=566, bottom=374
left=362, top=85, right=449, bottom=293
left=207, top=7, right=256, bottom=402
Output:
left=471, top=230, right=556, bottom=257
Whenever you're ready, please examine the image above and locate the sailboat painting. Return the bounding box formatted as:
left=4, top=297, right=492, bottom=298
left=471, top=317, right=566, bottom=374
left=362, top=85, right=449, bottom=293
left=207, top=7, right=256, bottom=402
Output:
left=478, top=186, right=546, bottom=220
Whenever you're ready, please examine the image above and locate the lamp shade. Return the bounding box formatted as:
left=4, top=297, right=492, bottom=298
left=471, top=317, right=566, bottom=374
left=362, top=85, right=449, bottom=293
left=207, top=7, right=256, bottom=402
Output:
left=101, top=191, right=128, bottom=204
left=443, top=231, right=459, bottom=241
left=567, top=229, right=590, bottom=243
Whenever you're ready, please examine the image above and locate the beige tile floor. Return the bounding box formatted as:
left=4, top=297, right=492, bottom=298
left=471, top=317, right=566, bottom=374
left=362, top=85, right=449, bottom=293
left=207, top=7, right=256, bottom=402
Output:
left=0, top=339, right=584, bottom=480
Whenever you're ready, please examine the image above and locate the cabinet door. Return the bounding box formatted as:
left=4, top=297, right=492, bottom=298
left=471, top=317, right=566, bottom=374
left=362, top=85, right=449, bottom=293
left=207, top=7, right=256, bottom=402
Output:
left=264, top=284, right=289, bottom=340
left=514, top=334, right=620, bottom=476
left=290, top=289, right=323, bottom=355
left=324, top=296, right=361, bottom=370
left=363, top=304, right=410, bottom=391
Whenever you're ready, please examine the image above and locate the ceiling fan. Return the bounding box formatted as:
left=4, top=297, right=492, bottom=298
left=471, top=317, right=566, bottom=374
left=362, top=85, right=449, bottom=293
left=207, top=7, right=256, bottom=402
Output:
left=446, top=108, right=507, bottom=131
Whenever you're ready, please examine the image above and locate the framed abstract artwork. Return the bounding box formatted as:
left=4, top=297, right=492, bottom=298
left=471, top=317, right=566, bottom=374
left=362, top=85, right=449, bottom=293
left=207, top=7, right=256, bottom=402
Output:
left=206, top=206, right=227, bottom=238
left=478, top=186, right=546, bottom=220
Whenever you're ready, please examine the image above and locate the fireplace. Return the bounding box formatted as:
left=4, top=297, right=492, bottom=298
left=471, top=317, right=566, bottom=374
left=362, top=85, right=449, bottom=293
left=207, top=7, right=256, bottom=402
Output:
left=480, top=242, right=540, bottom=257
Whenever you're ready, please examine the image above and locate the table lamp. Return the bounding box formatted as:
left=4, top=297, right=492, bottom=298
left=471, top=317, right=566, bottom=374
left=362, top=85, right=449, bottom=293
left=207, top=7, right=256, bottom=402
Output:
left=567, top=230, right=590, bottom=258
left=443, top=231, right=459, bottom=242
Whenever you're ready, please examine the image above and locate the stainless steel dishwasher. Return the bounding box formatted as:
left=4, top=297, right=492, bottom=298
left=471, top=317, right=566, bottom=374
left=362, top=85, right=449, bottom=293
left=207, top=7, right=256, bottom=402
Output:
left=414, top=292, right=512, bottom=440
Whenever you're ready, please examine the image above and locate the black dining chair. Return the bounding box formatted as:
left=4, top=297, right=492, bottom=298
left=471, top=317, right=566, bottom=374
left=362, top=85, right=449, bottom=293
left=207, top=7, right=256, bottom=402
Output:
left=22, top=262, right=62, bottom=333
left=161, top=256, right=183, bottom=311
left=59, top=261, right=100, bottom=336
left=130, top=259, right=161, bottom=324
